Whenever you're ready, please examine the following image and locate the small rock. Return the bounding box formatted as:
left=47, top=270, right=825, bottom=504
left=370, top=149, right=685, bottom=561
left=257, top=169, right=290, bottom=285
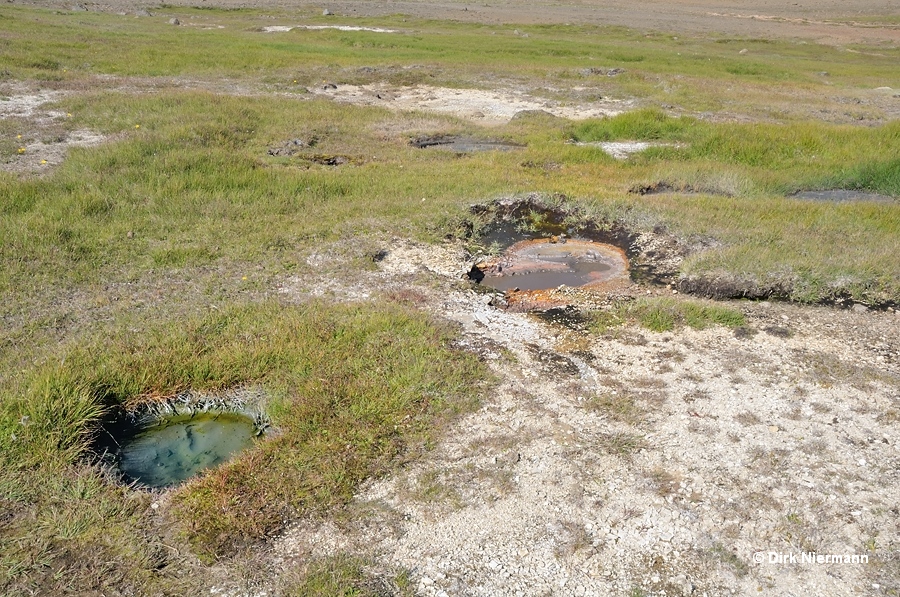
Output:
left=323, top=82, right=337, bottom=90
left=768, top=425, right=779, bottom=433
left=851, top=303, right=868, bottom=313
left=126, top=230, right=134, bottom=239
left=322, top=9, right=333, bottom=16
left=150, top=502, right=159, bottom=510
left=71, top=3, right=87, bottom=11
left=169, top=17, right=180, bottom=25
left=739, top=48, right=748, bottom=54
left=135, top=9, right=152, bottom=16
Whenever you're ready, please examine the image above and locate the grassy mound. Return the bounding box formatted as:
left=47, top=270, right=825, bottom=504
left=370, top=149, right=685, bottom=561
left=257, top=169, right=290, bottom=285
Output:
left=0, top=302, right=487, bottom=593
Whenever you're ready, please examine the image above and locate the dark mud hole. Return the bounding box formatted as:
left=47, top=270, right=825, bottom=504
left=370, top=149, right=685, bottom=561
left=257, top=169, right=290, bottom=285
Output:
left=461, top=197, right=898, bottom=309
left=412, top=134, right=524, bottom=152
left=465, top=198, right=669, bottom=290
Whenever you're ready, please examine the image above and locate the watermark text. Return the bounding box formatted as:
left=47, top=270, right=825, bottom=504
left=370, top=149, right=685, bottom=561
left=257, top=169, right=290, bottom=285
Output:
left=754, top=551, right=869, bottom=565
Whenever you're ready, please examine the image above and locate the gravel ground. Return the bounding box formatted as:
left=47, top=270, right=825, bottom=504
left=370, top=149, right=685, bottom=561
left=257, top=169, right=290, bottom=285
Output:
left=265, top=239, right=900, bottom=597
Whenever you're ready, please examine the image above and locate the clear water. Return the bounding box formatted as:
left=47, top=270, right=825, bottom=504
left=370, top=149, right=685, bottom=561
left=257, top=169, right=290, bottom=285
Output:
left=118, top=413, right=258, bottom=488
left=792, top=190, right=895, bottom=203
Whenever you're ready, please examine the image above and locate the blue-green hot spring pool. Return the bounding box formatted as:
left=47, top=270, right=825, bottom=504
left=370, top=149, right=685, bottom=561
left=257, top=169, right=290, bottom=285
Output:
left=116, top=412, right=259, bottom=488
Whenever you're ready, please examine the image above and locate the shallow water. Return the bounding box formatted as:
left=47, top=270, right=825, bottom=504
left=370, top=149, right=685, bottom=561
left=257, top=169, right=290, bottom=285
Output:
left=792, top=190, right=895, bottom=203
left=482, top=258, right=613, bottom=291
left=479, top=240, right=626, bottom=291
left=118, top=413, right=258, bottom=488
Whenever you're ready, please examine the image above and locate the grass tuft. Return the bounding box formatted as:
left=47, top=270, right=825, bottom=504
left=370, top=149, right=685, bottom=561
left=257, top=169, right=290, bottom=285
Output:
left=0, top=301, right=488, bottom=588
left=589, top=298, right=745, bottom=334
left=285, top=554, right=413, bottom=597
left=572, top=108, right=698, bottom=142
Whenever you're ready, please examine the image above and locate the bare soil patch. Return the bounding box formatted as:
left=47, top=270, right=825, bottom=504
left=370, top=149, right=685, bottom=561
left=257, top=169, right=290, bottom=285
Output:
left=0, top=85, right=107, bottom=174
left=266, top=234, right=900, bottom=597
left=311, top=83, right=627, bottom=126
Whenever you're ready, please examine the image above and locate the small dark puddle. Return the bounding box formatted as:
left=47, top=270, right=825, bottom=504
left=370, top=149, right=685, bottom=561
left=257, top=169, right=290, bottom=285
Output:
left=532, top=306, right=593, bottom=331
left=101, top=409, right=263, bottom=488
left=790, top=190, right=896, bottom=203
left=479, top=219, right=566, bottom=248
left=412, top=134, right=524, bottom=152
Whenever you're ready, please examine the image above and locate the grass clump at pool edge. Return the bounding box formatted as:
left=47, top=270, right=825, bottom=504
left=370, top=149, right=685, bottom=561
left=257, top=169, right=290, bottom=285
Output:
left=590, top=297, right=746, bottom=334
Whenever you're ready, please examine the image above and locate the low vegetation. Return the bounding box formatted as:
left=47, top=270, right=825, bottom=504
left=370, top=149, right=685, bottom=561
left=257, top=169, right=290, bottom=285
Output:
left=0, top=3, right=897, bottom=594
left=0, top=302, right=487, bottom=593
left=590, top=297, right=746, bottom=334
left=284, top=554, right=413, bottom=597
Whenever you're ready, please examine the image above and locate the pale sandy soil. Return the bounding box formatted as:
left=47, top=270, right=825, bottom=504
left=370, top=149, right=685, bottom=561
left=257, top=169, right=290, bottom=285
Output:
left=311, top=83, right=629, bottom=126
left=259, top=236, right=900, bottom=597
left=0, top=83, right=107, bottom=174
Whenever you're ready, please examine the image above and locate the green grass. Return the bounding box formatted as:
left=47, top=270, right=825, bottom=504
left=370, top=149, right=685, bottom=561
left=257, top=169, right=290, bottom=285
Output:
left=590, top=297, right=746, bottom=334
left=0, top=6, right=897, bottom=108
left=1, top=93, right=898, bottom=309
left=0, top=9, right=897, bottom=306
left=573, top=109, right=900, bottom=196
left=0, top=302, right=488, bottom=592
left=285, top=554, right=413, bottom=597
left=573, top=108, right=699, bottom=142
left=1, top=5, right=899, bottom=593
